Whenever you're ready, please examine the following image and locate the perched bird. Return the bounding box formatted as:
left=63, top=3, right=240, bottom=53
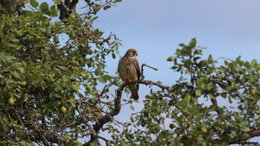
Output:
left=118, top=49, right=141, bottom=100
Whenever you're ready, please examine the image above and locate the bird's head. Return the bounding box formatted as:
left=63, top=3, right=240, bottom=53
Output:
left=125, top=48, right=138, bottom=57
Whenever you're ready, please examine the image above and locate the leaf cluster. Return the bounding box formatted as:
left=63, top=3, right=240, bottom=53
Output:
left=0, top=0, right=121, bottom=145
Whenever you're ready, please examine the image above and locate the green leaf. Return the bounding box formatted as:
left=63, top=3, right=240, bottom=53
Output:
left=50, top=5, right=58, bottom=17
left=53, top=0, right=61, bottom=5
left=209, top=93, right=214, bottom=99
left=251, top=59, right=257, bottom=67
left=98, top=77, right=106, bottom=83
left=11, top=71, right=20, bottom=79
left=2, top=0, right=15, bottom=8
left=40, top=2, right=50, bottom=15
left=179, top=93, right=190, bottom=107
left=195, top=89, right=202, bottom=97
left=189, top=38, right=197, bottom=48
left=101, top=75, right=112, bottom=82
left=221, top=92, right=227, bottom=98
left=207, top=83, right=214, bottom=90
left=95, top=68, right=102, bottom=76
left=112, top=53, right=116, bottom=59
left=80, top=71, right=87, bottom=77
left=194, top=49, right=202, bottom=55
left=120, top=140, right=126, bottom=146
left=179, top=43, right=185, bottom=47
left=30, top=0, right=39, bottom=8
left=103, top=5, right=111, bottom=10
left=15, top=136, right=21, bottom=141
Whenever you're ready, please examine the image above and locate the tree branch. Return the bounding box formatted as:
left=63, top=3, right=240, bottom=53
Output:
left=57, top=0, right=79, bottom=20
left=69, top=0, right=79, bottom=11
left=59, top=0, right=71, bottom=12
left=1, top=130, right=72, bottom=145
left=209, top=96, right=224, bottom=120
left=83, top=79, right=175, bottom=145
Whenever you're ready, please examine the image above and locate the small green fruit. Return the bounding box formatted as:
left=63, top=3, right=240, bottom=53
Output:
left=250, top=89, right=256, bottom=95
left=216, top=127, right=222, bottom=132
left=94, top=112, right=100, bottom=117
left=167, top=56, right=175, bottom=61
left=201, top=127, right=208, bottom=133
left=71, top=84, right=79, bottom=92
left=60, top=106, right=67, bottom=114
left=244, top=127, right=250, bottom=132
left=21, top=81, right=27, bottom=86
left=130, top=116, right=134, bottom=121
left=85, top=84, right=91, bottom=90
left=8, top=97, right=15, bottom=105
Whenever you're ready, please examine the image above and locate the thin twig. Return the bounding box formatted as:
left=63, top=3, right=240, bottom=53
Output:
left=142, top=64, right=158, bottom=71
left=99, top=79, right=119, bottom=97
left=141, top=63, right=158, bottom=79
left=97, top=135, right=116, bottom=145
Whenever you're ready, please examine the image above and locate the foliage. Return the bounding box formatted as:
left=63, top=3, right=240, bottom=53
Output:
left=0, top=0, right=121, bottom=145
left=0, top=0, right=259, bottom=145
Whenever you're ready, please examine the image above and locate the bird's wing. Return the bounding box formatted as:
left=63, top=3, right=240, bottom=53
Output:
left=133, top=58, right=141, bottom=79
left=117, top=58, right=122, bottom=73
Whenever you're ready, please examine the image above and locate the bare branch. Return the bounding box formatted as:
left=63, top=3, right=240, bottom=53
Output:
left=1, top=130, right=72, bottom=145
left=209, top=96, right=224, bottom=120
left=59, top=0, right=71, bottom=12
left=98, top=79, right=119, bottom=97
left=57, top=0, right=79, bottom=20
left=142, top=64, right=158, bottom=71
left=141, top=63, right=158, bottom=79
left=69, top=0, right=79, bottom=11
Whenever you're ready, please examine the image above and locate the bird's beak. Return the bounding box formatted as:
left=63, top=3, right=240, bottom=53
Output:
left=136, top=52, right=138, bottom=56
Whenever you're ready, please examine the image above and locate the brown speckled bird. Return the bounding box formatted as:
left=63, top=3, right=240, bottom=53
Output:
left=118, top=49, right=140, bottom=100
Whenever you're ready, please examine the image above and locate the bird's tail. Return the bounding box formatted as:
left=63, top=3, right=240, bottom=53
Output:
left=129, top=84, right=139, bottom=100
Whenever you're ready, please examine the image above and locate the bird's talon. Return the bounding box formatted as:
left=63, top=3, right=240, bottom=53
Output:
left=126, top=79, right=134, bottom=83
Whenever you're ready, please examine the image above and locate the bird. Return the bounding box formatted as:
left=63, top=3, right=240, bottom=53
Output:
left=118, top=49, right=141, bottom=100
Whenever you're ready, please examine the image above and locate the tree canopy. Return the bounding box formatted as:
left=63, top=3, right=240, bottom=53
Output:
left=0, top=0, right=259, bottom=145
